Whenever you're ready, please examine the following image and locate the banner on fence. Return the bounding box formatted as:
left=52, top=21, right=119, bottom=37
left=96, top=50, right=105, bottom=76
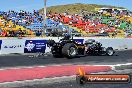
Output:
left=24, top=40, right=47, bottom=53
left=1, top=39, right=25, bottom=54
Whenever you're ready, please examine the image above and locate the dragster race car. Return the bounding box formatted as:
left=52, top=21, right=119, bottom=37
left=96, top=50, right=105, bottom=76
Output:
left=47, top=36, right=115, bottom=59
left=84, top=39, right=114, bottom=56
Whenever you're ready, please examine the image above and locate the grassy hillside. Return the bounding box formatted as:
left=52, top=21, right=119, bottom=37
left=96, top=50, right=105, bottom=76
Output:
left=39, top=3, right=125, bottom=14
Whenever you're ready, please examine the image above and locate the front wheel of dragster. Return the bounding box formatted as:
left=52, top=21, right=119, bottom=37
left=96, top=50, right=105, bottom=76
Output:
left=106, top=47, right=115, bottom=56
left=76, top=75, right=86, bottom=85
left=62, top=43, right=78, bottom=59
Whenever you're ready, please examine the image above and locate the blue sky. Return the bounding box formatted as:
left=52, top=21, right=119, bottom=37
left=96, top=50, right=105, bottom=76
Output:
left=0, top=0, right=131, bottom=12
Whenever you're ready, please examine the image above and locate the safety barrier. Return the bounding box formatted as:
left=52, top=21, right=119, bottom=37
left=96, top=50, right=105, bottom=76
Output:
left=0, top=37, right=132, bottom=54
left=0, top=38, right=47, bottom=54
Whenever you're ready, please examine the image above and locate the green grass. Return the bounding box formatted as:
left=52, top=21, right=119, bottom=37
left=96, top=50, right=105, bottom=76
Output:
left=39, top=3, right=125, bottom=14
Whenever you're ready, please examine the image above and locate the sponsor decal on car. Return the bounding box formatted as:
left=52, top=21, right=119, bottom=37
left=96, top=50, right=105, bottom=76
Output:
left=73, top=39, right=84, bottom=44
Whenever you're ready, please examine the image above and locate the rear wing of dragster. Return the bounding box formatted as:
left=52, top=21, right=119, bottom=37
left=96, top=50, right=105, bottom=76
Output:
left=76, top=67, right=131, bottom=85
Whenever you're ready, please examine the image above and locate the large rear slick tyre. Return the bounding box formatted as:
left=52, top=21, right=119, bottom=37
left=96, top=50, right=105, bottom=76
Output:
left=62, top=43, right=77, bottom=59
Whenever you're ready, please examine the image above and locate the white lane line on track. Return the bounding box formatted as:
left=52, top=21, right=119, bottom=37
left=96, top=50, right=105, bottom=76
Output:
left=113, top=63, right=132, bottom=66
left=0, top=64, right=111, bottom=71
left=0, top=63, right=131, bottom=71
left=110, top=63, right=132, bottom=71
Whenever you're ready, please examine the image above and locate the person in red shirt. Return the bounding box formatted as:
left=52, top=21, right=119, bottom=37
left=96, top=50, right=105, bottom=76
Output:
left=1, top=30, right=7, bottom=37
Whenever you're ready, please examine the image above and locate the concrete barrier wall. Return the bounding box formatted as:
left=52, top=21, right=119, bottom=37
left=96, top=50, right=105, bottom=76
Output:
left=0, top=37, right=132, bottom=54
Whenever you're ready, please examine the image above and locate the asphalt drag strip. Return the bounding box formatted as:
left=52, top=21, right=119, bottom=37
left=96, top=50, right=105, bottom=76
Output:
left=0, top=50, right=132, bottom=68
left=0, top=50, right=131, bottom=88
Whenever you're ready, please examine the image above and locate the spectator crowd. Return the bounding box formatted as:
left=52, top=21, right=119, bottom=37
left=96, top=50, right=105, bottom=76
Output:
left=0, top=8, right=131, bottom=37
left=47, top=8, right=132, bottom=37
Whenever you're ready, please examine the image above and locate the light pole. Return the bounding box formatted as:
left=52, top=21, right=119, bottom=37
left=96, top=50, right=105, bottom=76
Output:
left=43, top=0, right=47, bottom=35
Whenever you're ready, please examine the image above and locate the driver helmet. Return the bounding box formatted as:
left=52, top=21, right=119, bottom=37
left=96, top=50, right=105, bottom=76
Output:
left=64, top=33, right=71, bottom=39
